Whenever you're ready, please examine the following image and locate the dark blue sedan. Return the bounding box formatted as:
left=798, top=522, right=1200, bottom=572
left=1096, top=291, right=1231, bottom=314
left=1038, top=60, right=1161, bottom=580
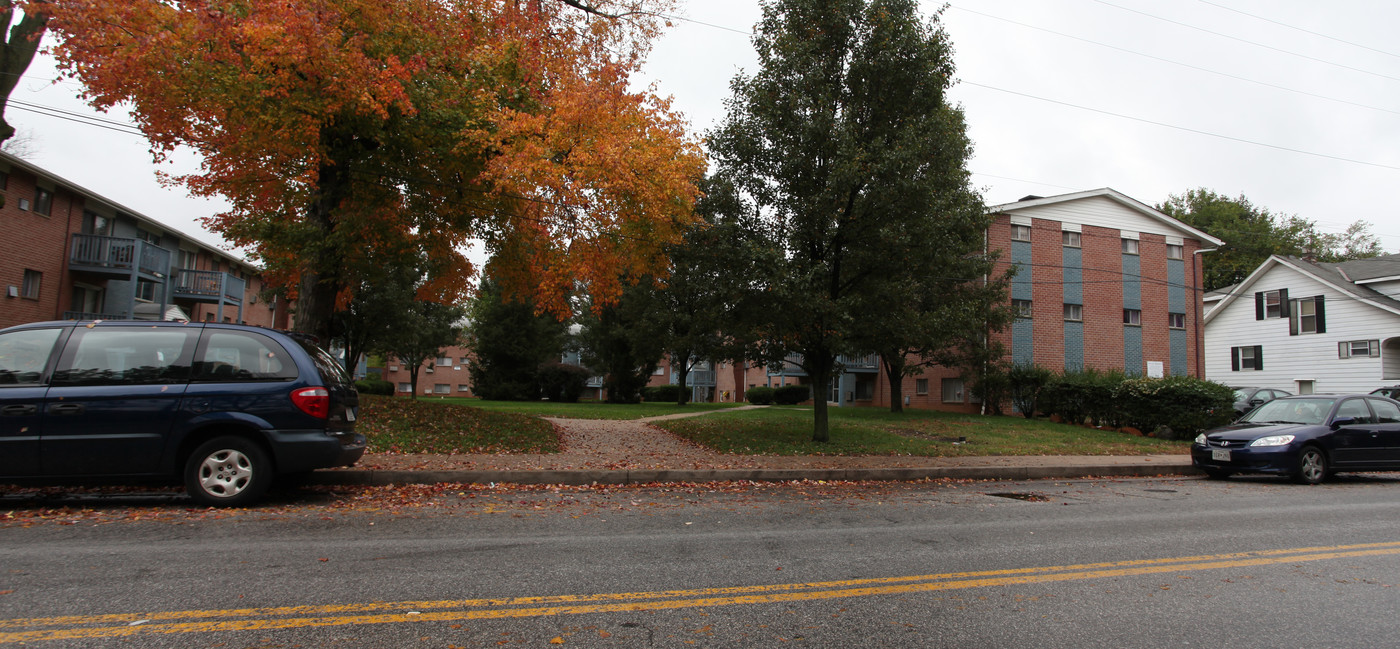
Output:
left=1192, top=394, right=1400, bottom=484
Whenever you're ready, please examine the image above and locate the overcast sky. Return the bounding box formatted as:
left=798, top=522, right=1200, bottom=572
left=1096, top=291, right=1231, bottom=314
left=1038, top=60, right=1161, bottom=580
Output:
left=8, top=0, right=1400, bottom=257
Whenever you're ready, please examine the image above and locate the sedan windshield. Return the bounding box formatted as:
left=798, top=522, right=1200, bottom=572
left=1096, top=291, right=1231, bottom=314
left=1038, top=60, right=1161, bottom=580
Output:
left=1242, top=397, right=1336, bottom=426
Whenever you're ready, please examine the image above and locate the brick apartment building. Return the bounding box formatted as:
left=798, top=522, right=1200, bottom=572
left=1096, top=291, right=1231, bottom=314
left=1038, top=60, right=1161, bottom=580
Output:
left=381, top=188, right=1222, bottom=412
left=0, top=152, right=286, bottom=330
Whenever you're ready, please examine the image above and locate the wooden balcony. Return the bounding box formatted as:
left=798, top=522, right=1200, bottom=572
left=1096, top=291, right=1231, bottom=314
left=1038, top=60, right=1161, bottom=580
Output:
left=68, top=234, right=171, bottom=281
left=172, top=269, right=246, bottom=304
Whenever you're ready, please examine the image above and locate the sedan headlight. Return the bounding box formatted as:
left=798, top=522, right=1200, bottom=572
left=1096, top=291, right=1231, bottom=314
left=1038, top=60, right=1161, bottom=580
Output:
left=1249, top=435, right=1296, bottom=447
left=1194, top=433, right=1207, bottom=445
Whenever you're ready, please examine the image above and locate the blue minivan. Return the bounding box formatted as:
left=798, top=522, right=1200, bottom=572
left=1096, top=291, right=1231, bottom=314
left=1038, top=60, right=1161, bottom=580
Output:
left=0, top=320, right=365, bottom=506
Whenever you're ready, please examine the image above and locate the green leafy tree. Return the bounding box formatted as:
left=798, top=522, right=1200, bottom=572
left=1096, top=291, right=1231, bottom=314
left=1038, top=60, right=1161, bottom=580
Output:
left=709, top=0, right=986, bottom=441
left=332, top=255, right=423, bottom=377
left=382, top=301, right=467, bottom=400
left=1159, top=189, right=1385, bottom=291
left=464, top=278, right=569, bottom=401
left=575, top=281, right=667, bottom=403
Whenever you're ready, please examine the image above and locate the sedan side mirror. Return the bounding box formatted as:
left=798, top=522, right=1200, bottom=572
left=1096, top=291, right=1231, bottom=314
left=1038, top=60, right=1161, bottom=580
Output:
left=1249, top=398, right=1265, bottom=406
left=1330, top=416, right=1356, bottom=430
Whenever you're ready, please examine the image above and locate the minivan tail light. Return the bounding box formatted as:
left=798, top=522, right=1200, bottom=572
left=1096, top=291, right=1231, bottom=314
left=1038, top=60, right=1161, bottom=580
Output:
left=291, top=387, right=331, bottom=419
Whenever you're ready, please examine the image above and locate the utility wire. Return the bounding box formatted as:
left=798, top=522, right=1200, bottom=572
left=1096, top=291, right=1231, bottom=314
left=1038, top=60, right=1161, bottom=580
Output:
left=1198, top=0, right=1400, bottom=60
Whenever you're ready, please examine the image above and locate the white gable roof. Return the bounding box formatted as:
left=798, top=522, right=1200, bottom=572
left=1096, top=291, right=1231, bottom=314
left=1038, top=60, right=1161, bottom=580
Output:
left=1204, top=255, right=1400, bottom=325
left=988, top=188, right=1224, bottom=247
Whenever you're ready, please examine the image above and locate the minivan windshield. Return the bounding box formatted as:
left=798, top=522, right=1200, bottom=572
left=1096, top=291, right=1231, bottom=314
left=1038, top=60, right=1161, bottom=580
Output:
left=1242, top=397, right=1336, bottom=426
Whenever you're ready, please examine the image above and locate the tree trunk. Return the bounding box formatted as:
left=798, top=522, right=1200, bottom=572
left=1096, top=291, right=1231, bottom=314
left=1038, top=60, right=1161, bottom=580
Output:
left=408, top=366, right=420, bottom=400
left=0, top=7, right=48, bottom=145
left=883, top=356, right=906, bottom=414
left=295, top=128, right=352, bottom=341
left=675, top=363, right=690, bottom=406
left=811, top=373, right=830, bottom=443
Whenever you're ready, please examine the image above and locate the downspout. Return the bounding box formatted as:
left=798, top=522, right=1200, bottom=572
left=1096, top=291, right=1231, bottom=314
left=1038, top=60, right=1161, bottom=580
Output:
left=981, top=225, right=990, bottom=416
left=1193, top=247, right=1216, bottom=379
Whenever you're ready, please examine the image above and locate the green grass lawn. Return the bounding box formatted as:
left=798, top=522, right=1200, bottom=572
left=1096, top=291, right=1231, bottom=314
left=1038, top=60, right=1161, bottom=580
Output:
left=425, top=397, right=748, bottom=420
left=357, top=395, right=559, bottom=454
left=651, top=406, right=1189, bottom=457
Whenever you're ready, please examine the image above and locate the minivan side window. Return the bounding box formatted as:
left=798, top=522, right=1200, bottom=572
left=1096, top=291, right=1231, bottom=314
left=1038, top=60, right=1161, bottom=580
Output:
left=0, top=328, right=62, bottom=385
left=194, top=330, right=298, bottom=382
left=52, top=328, right=193, bottom=386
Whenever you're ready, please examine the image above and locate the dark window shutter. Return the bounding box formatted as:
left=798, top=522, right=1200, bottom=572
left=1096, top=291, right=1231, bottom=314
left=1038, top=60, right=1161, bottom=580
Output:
left=1232, top=347, right=1241, bottom=371
left=1279, top=289, right=1290, bottom=318
left=1314, top=296, right=1326, bottom=333
left=1255, top=292, right=1264, bottom=320
left=1254, top=346, right=1263, bottom=370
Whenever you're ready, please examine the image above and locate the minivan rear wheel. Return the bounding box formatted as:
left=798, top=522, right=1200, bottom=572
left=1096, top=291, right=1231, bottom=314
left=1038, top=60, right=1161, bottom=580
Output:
left=185, top=436, right=272, bottom=507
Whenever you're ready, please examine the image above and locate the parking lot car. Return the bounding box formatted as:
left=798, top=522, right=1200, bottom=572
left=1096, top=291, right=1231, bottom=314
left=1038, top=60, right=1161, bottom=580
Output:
left=1230, top=386, right=1289, bottom=418
left=1192, top=394, right=1400, bottom=484
left=0, top=320, right=365, bottom=506
left=1371, top=385, right=1400, bottom=401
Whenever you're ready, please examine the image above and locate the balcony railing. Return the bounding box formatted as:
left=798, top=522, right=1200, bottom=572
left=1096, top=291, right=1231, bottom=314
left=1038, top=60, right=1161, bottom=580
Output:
left=766, top=352, right=881, bottom=376
left=676, top=370, right=716, bottom=386
left=173, top=269, right=246, bottom=303
left=69, top=234, right=171, bottom=279
left=62, top=310, right=128, bottom=321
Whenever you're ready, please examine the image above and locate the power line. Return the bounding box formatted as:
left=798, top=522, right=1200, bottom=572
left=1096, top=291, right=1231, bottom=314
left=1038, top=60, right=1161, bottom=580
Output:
left=1198, top=0, right=1400, bottom=60
left=961, top=81, right=1400, bottom=172
left=1090, top=0, right=1400, bottom=83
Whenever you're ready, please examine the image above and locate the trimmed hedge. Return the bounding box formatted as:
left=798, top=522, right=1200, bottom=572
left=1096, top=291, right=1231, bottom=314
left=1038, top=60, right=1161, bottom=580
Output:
left=642, top=384, right=685, bottom=402
left=536, top=362, right=591, bottom=403
left=354, top=378, right=395, bottom=396
left=1114, top=375, right=1235, bottom=439
left=773, top=384, right=811, bottom=405
left=1007, top=363, right=1053, bottom=419
left=746, top=386, right=776, bottom=405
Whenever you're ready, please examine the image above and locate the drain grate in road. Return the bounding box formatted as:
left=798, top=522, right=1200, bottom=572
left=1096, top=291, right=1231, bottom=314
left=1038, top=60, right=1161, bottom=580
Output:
left=986, top=492, right=1052, bottom=502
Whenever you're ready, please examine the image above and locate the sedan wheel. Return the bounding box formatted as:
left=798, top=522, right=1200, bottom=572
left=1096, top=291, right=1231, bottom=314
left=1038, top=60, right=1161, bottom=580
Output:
left=184, top=436, right=273, bottom=507
left=1293, top=447, right=1328, bottom=485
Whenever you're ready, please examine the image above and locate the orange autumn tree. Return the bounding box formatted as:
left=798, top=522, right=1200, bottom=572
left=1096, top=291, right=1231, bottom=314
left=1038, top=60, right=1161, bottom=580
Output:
left=46, top=0, right=705, bottom=340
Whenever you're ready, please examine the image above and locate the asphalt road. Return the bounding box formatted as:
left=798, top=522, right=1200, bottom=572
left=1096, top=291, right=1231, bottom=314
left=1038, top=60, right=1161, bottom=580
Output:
left=3, top=473, right=1400, bottom=647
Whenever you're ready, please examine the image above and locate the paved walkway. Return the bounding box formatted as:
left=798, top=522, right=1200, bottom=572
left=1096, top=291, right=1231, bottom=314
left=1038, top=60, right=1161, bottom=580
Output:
left=318, top=408, right=1197, bottom=487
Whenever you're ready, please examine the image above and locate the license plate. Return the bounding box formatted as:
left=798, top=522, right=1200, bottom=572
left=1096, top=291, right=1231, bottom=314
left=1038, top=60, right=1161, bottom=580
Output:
left=347, top=409, right=356, bottom=422
left=1212, top=449, right=1230, bottom=462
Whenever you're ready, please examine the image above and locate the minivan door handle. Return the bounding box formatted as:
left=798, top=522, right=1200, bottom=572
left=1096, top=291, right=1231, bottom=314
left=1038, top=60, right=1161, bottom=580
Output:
left=1, top=404, right=37, bottom=417
left=49, top=403, right=85, bottom=416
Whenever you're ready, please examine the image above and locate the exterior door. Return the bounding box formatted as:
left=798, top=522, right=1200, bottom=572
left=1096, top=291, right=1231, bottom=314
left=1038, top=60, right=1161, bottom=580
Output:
left=1329, top=397, right=1382, bottom=468
left=1366, top=397, right=1400, bottom=465
left=42, top=325, right=196, bottom=476
left=0, top=327, right=66, bottom=477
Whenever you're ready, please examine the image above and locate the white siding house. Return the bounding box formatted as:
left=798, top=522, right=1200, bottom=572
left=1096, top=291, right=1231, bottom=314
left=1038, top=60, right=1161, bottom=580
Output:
left=1204, top=254, right=1400, bottom=394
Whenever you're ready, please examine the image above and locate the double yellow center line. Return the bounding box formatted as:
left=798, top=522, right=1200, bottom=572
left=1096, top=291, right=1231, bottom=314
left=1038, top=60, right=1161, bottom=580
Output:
left=4, top=541, right=1398, bottom=643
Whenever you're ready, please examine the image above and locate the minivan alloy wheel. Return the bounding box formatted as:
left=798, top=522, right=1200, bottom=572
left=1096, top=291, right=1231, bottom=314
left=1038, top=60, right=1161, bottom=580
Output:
left=184, top=436, right=272, bottom=507
left=199, top=449, right=254, bottom=496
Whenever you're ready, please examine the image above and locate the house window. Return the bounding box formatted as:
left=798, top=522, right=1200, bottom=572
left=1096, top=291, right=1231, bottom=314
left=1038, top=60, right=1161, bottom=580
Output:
left=458, top=384, right=471, bottom=393
left=1121, top=238, right=1139, bottom=255
left=435, top=356, right=452, bottom=366
left=1061, top=231, right=1081, bottom=248
left=941, top=378, right=965, bottom=403
left=1338, top=340, right=1380, bottom=359
left=1232, top=345, right=1263, bottom=371
left=20, top=269, right=41, bottom=299
left=434, top=384, right=450, bottom=394
left=178, top=249, right=198, bottom=269
left=1064, top=304, right=1083, bottom=322
left=1012, top=299, right=1032, bottom=319
left=135, top=279, right=158, bottom=302
left=1011, top=224, right=1031, bottom=242
left=1290, top=296, right=1325, bottom=335
left=1255, top=289, right=1288, bottom=320
left=1123, top=309, right=1141, bottom=326
left=1168, top=313, right=1186, bottom=329
left=397, top=382, right=411, bottom=393
left=33, top=187, right=52, bottom=216
left=1167, top=244, right=1183, bottom=260
left=82, top=211, right=112, bottom=236
left=916, top=378, right=929, bottom=395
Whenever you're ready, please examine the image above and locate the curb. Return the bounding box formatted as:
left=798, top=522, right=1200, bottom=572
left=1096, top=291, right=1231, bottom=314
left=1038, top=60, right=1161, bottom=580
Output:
left=312, top=462, right=1201, bottom=487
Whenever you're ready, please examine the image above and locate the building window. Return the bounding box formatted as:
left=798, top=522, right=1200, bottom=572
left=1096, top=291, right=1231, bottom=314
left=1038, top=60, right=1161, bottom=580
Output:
left=1168, top=313, right=1186, bottom=329
left=20, top=269, right=41, bottom=299
left=1255, top=289, right=1287, bottom=320
left=1011, top=224, right=1031, bottom=242
left=178, top=249, right=198, bottom=269
left=135, top=228, right=161, bottom=245
left=135, top=279, right=157, bottom=302
left=915, top=378, right=928, bottom=395
left=1061, top=231, right=1081, bottom=248
left=459, top=356, right=470, bottom=365
left=1123, top=309, right=1141, bottom=326
left=434, top=383, right=450, bottom=394
left=33, top=187, right=52, bottom=216
left=1064, top=304, right=1082, bottom=322
left=941, top=378, right=965, bottom=404
left=1338, top=340, right=1380, bottom=359
left=458, top=384, right=471, bottom=393
left=1232, top=345, right=1263, bottom=371
left=1121, top=238, right=1139, bottom=255
left=397, top=382, right=411, bottom=393
left=1012, top=299, right=1032, bottom=319
left=435, top=356, right=452, bottom=366
left=1290, top=296, right=1325, bottom=335
left=1167, top=244, right=1183, bottom=259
